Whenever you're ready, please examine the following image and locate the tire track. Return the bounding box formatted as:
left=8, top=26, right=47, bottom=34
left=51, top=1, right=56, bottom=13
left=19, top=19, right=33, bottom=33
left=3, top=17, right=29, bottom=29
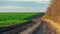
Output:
left=32, top=21, right=46, bottom=34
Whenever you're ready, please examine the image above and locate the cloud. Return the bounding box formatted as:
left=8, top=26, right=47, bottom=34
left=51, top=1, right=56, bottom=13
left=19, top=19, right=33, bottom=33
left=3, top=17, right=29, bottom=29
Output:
left=0, top=0, right=50, bottom=3
left=0, top=6, right=47, bottom=12
left=0, top=0, right=49, bottom=12
left=0, top=0, right=50, bottom=1
left=0, top=6, right=26, bottom=9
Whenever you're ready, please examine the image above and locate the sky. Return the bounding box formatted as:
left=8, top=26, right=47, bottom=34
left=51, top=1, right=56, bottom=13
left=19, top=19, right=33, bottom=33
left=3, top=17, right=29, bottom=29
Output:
left=0, top=0, right=50, bottom=12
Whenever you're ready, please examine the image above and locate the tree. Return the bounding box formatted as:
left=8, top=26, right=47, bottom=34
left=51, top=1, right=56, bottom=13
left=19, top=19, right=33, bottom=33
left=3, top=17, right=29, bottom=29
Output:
left=42, top=0, right=60, bottom=34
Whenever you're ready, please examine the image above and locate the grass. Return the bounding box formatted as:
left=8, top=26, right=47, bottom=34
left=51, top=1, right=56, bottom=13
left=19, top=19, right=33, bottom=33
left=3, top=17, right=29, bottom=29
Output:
left=0, top=20, right=28, bottom=27
left=0, top=12, right=40, bottom=27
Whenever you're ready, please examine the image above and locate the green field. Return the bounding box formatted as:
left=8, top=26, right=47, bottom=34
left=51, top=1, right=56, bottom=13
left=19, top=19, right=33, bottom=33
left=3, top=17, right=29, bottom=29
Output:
left=0, top=12, right=40, bottom=27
